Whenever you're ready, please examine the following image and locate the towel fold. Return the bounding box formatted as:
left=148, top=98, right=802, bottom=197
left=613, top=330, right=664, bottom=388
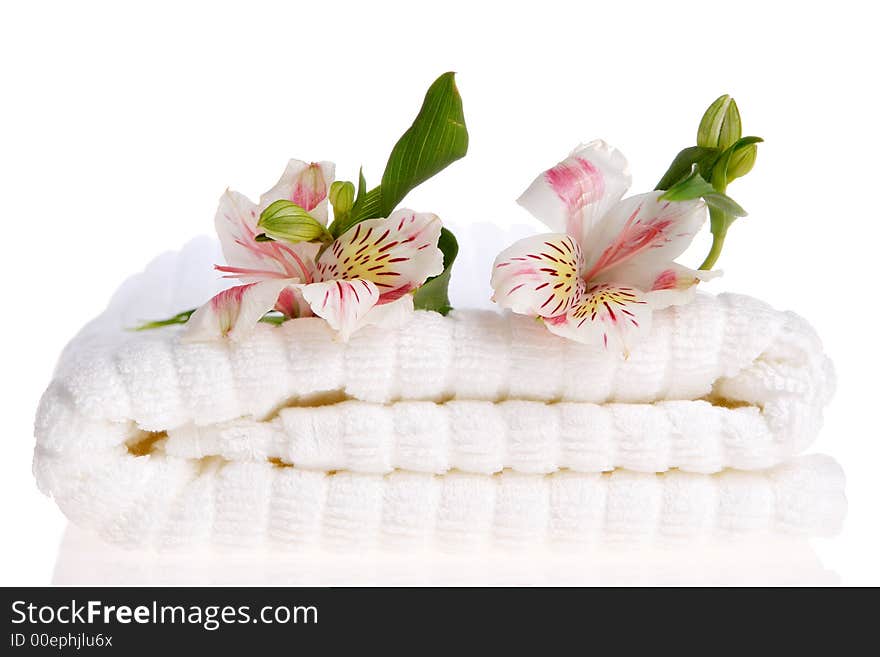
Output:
left=32, top=241, right=843, bottom=548
left=159, top=397, right=820, bottom=474
left=34, top=450, right=844, bottom=550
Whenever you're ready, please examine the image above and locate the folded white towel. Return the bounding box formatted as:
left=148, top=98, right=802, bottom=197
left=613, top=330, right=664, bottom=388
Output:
left=32, top=240, right=843, bottom=548
left=34, top=449, right=844, bottom=550
left=37, top=292, right=833, bottom=470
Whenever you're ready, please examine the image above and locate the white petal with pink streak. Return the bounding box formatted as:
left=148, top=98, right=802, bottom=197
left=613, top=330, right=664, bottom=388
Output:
left=596, top=262, right=720, bottom=310
left=491, top=233, right=584, bottom=318
left=316, top=210, right=444, bottom=302
left=214, top=189, right=318, bottom=283
left=274, top=284, right=313, bottom=319
left=582, top=191, right=707, bottom=281
left=259, top=159, right=335, bottom=224
left=183, top=279, right=292, bottom=342
left=299, top=278, right=381, bottom=341
left=517, top=140, right=631, bottom=240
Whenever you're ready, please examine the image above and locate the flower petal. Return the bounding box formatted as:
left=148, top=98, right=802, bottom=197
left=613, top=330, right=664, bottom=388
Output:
left=214, top=189, right=317, bottom=283
left=362, top=294, right=415, bottom=331
left=259, top=160, right=335, bottom=224
left=315, top=210, right=444, bottom=301
left=299, top=278, right=381, bottom=340
left=490, top=234, right=584, bottom=318
left=544, top=283, right=653, bottom=354
left=517, top=140, right=631, bottom=241
left=582, top=191, right=707, bottom=281
left=183, top=279, right=292, bottom=342
left=274, top=284, right=313, bottom=318
left=595, top=263, right=721, bottom=307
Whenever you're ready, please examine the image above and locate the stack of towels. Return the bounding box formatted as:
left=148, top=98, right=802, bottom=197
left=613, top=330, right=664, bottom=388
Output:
left=33, top=240, right=845, bottom=550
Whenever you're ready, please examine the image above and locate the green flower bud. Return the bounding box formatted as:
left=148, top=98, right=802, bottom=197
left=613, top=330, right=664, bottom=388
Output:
left=726, top=143, right=758, bottom=182
left=258, top=200, right=329, bottom=244
left=329, top=180, right=355, bottom=217
left=697, top=95, right=742, bottom=151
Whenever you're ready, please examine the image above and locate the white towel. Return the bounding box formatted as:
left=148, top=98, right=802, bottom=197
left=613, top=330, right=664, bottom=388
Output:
left=34, top=450, right=844, bottom=550
left=37, top=294, right=833, bottom=470
left=32, top=240, right=844, bottom=548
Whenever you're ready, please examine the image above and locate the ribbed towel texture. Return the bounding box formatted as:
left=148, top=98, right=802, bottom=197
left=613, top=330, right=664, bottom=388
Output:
left=33, top=240, right=844, bottom=549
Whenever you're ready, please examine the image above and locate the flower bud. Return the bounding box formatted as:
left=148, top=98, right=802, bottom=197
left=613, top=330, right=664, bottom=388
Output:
left=697, top=95, right=741, bottom=151
left=258, top=200, right=329, bottom=243
left=329, top=180, right=355, bottom=217
left=292, top=162, right=329, bottom=212
left=726, top=143, right=758, bottom=182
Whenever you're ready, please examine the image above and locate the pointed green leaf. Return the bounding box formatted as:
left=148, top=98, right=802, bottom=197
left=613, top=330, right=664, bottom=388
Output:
left=659, top=166, right=716, bottom=201
left=133, top=309, right=196, bottom=331
left=336, top=187, right=382, bottom=236
left=356, top=167, right=367, bottom=205
left=704, top=193, right=747, bottom=218
left=412, top=228, right=458, bottom=315
left=660, top=165, right=747, bottom=218
left=338, top=72, right=468, bottom=240
left=134, top=308, right=291, bottom=331
left=378, top=72, right=468, bottom=217
left=655, top=146, right=719, bottom=190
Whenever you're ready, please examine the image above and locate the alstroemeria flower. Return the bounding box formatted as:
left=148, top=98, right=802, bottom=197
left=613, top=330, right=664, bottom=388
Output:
left=184, top=159, right=445, bottom=341
left=213, top=159, right=334, bottom=288
left=491, top=140, right=715, bottom=353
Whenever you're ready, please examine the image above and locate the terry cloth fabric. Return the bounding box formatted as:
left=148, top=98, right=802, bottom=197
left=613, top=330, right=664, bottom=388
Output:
left=33, top=240, right=844, bottom=549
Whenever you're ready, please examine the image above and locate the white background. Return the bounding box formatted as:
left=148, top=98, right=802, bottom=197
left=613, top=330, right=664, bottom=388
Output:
left=1, top=0, right=877, bottom=585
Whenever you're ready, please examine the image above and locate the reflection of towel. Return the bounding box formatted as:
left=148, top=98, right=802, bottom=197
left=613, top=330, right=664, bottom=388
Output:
left=32, top=240, right=844, bottom=549
left=53, top=522, right=840, bottom=586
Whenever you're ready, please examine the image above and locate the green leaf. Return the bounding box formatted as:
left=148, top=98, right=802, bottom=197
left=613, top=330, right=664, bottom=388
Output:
left=704, top=193, right=747, bottom=217
left=336, top=187, right=382, bottom=236
left=659, top=166, right=716, bottom=202
left=258, top=200, right=330, bottom=243
left=655, top=146, right=719, bottom=190
left=258, top=311, right=289, bottom=326
left=132, top=309, right=195, bottom=331
left=697, top=94, right=741, bottom=150
left=134, top=308, right=291, bottom=331
left=343, top=71, right=468, bottom=233
left=356, top=167, right=367, bottom=205
left=378, top=72, right=468, bottom=217
left=660, top=165, right=747, bottom=217
left=412, top=228, right=458, bottom=315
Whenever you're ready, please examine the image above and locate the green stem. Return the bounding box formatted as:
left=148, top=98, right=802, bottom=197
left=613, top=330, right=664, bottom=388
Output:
left=699, top=224, right=727, bottom=270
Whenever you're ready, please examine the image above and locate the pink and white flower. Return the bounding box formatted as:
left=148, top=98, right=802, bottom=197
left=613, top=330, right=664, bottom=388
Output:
left=491, top=140, right=715, bottom=353
left=184, top=159, right=445, bottom=341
